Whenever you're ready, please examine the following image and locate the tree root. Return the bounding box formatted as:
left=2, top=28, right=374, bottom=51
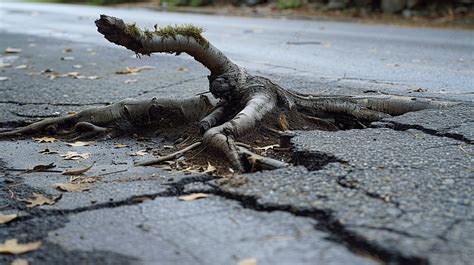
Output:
left=0, top=15, right=458, bottom=173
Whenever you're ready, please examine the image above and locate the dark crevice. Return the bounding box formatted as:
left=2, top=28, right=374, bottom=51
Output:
left=349, top=224, right=429, bottom=240
left=197, top=184, right=428, bottom=265
left=376, top=121, right=472, bottom=144
left=292, top=149, right=344, bottom=171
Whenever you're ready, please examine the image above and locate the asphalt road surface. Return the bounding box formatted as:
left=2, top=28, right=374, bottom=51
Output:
left=0, top=2, right=473, bottom=265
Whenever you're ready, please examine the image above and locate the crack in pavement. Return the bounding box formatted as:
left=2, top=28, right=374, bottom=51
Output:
left=379, top=121, right=473, bottom=144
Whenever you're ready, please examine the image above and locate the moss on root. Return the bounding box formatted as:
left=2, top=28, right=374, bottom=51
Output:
left=154, top=24, right=208, bottom=47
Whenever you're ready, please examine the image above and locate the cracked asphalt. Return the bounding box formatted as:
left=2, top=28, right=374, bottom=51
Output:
left=1, top=3, right=473, bottom=265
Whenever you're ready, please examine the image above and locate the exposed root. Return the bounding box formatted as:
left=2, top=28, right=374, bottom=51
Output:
left=0, top=15, right=459, bottom=173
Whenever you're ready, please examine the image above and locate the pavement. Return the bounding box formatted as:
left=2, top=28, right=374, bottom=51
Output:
left=0, top=2, right=473, bottom=265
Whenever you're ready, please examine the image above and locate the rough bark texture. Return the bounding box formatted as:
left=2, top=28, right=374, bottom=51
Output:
left=0, top=15, right=456, bottom=172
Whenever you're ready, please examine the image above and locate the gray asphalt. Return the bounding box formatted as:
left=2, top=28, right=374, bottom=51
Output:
left=0, top=3, right=473, bottom=265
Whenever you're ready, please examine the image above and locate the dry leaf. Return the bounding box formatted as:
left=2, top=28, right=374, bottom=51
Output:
left=0, top=239, right=41, bottom=255
left=70, top=176, right=101, bottom=184
left=38, top=148, right=58, bottom=154
left=61, top=56, right=75, bottom=61
left=0, top=63, right=12, bottom=68
left=130, top=150, right=147, bottom=156
left=63, top=48, right=72, bottom=53
left=5, top=47, right=22, bottom=53
left=204, top=162, right=217, bottom=174
left=66, top=111, right=78, bottom=115
left=0, top=77, right=10, bottom=81
left=21, top=193, right=62, bottom=208
left=0, top=214, right=17, bottom=224
left=238, top=258, right=257, bottom=265
left=54, top=183, right=90, bottom=192
left=14, top=65, right=28, bottom=70
left=60, top=151, right=91, bottom=160
left=33, top=136, right=57, bottom=143
left=178, top=193, right=208, bottom=201
left=113, top=144, right=128, bottom=148
left=66, top=141, right=94, bottom=147
left=62, top=161, right=95, bottom=175
left=278, top=113, right=289, bottom=131
left=11, top=258, right=29, bottom=265
left=115, top=66, right=154, bottom=75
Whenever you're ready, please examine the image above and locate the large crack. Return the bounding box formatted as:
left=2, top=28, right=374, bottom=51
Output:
left=375, top=120, right=472, bottom=144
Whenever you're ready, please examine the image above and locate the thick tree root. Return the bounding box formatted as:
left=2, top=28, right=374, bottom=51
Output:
left=0, top=15, right=458, bottom=173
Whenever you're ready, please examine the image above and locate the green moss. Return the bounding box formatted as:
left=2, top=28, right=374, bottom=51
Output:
left=125, top=23, right=143, bottom=40
left=154, top=24, right=208, bottom=47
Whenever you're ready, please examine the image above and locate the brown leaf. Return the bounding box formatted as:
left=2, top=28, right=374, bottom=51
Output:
left=63, top=48, right=73, bottom=53
left=62, top=161, right=95, bottom=175
left=0, top=239, right=41, bottom=255
left=66, top=141, right=95, bottom=147
left=5, top=47, right=22, bottom=53
left=178, top=193, right=208, bottom=201
left=203, top=162, right=217, bottom=174
left=238, top=258, right=257, bottom=265
left=113, top=143, right=128, bottom=148
left=0, top=214, right=17, bottom=224
left=69, top=176, right=101, bottom=184
left=21, top=193, right=62, bottom=208
left=54, top=183, right=90, bottom=192
left=278, top=113, right=289, bottom=131
left=33, top=136, right=57, bottom=143
left=60, top=151, right=91, bottom=160
left=115, top=66, right=154, bottom=75
left=11, top=258, right=29, bottom=265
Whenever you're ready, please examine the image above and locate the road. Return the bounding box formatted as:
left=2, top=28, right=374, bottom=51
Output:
left=0, top=2, right=473, bottom=265
left=1, top=2, right=473, bottom=99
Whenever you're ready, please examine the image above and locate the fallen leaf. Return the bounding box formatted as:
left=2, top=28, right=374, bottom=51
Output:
left=238, top=258, right=257, bottom=265
left=203, top=162, right=216, bottom=174
left=14, top=65, right=28, bottom=70
left=0, top=63, right=12, bottom=68
left=66, top=111, right=78, bottom=115
left=66, top=141, right=94, bottom=147
left=0, top=77, right=10, bottom=81
left=130, top=150, right=147, bottom=156
left=33, top=136, right=57, bottom=143
left=69, top=176, right=101, bottom=184
left=62, top=161, right=95, bottom=175
left=5, top=47, right=22, bottom=53
left=61, top=56, right=75, bottom=61
left=113, top=143, right=128, bottom=148
left=20, top=193, right=62, bottom=208
left=54, top=183, right=90, bottom=192
left=0, top=214, right=17, bottom=224
left=72, top=64, right=82, bottom=69
left=0, top=239, right=41, bottom=255
left=60, top=151, right=91, bottom=160
left=278, top=113, right=289, bottom=131
left=63, top=48, right=72, bottom=53
left=178, top=193, right=208, bottom=201
left=115, top=66, right=154, bottom=75
left=38, top=148, right=58, bottom=154
left=11, top=258, right=29, bottom=265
